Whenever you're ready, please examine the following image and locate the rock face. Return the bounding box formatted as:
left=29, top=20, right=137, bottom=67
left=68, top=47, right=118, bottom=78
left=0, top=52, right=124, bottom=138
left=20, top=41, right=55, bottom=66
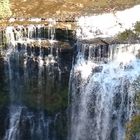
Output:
left=0, top=55, right=9, bottom=140
left=1, top=46, right=73, bottom=139
left=0, top=24, right=75, bottom=140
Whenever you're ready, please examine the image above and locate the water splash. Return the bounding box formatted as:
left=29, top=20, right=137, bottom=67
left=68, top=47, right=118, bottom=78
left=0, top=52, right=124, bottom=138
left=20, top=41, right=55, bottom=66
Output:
left=69, top=43, right=140, bottom=140
left=2, top=21, right=67, bottom=140
left=76, top=5, right=140, bottom=39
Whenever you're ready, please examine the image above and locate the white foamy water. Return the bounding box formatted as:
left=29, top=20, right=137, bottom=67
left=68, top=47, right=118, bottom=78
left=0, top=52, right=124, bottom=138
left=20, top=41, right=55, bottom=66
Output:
left=3, top=20, right=64, bottom=140
left=4, top=106, right=22, bottom=140
left=70, top=43, right=140, bottom=140
left=77, top=5, right=140, bottom=39
left=5, top=18, right=57, bottom=47
left=70, top=5, right=140, bottom=139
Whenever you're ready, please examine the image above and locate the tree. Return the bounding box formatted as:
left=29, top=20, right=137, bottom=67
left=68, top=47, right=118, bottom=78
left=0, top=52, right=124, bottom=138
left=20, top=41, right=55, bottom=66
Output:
left=117, top=29, right=138, bottom=41
left=0, top=0, right=12, bottom=18
left=126, top=115, right=140, bottom=140
left=134, top=21, right=140, bottom=36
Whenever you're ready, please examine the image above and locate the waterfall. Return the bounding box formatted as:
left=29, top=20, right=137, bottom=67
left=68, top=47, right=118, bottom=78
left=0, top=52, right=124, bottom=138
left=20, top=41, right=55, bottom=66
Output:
left=69, top=42, right=140, bottom=140
left=1, top=20, right=71, bottom=140
left=1, top=6, right=140, bottom=140
left=76, top=5, right=140, bottom=39
left=69, top=6, right=140, bottom=139
left=3, top=30, right=49, bottom=140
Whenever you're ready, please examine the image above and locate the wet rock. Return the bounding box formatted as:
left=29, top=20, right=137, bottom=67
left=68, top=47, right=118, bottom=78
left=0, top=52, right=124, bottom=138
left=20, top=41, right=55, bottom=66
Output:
left=92, top=66, right=103, bottom=73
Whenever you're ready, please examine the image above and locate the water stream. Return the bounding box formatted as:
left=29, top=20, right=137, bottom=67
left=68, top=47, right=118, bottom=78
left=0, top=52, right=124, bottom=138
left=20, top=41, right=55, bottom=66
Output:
left=69, top=42, right=140, bottom=140
left=0, top=21, right=72, bottom=140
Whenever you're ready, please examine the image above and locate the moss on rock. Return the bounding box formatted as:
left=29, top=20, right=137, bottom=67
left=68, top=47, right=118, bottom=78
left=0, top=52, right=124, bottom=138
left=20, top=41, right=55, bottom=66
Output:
left=134, top=21, right=140, bottom=36
left=22, top=80, right=69, bottom=115
left=126, top=115, right=140, bottom=140
left=125, top=77, right=140, bottom=140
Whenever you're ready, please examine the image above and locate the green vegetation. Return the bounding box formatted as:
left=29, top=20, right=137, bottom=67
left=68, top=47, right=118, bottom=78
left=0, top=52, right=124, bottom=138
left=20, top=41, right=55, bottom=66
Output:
left=23, top=77, right=69, bottom=115
left=45, top=87, right=68, bottom=114
left=134, top=21, right=140, bottom=35
left=125, top=78, right=140, bottom=140
left=117, top=21, right=140, bottom=41
left=117, top=29, right=138, bottom=41
left=0, top=0, right=12, bottom=18
left=126, top=115, right=140, bottom=140
left=135, top=94, right=140, bottom=110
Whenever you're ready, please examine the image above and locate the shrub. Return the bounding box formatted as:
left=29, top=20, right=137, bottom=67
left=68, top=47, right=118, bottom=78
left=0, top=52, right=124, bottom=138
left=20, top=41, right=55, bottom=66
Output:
left=126, top=115, right=140, bottom=140
left=134, top=21, right=140, bottom=35
left=117, top=29, right=138, bottom=41
left=0, top=0, right=12, bottom=18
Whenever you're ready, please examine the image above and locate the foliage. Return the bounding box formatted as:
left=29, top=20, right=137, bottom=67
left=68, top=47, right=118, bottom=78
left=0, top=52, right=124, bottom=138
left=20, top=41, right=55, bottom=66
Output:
left=134, top=21, right=140, bottom=35
left=0, top=0, right=12, bottom=18
left=125, top=78, right=140, bottom=140
left=45, top=87, right=68, bottom=114
left=117, top=29, right=138, bottom=41
left=23, top=82, right=69, bottom=115
left=135, top=94, right=140, bottom=111
left=117, top=21, right=140, bottom=41
left=132, top=77, right=140, bottom=109
left=126, top=115, right=140, bottom=140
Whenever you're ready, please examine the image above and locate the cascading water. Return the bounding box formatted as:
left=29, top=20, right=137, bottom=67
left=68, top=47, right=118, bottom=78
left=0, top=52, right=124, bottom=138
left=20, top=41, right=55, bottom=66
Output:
left=69, top=42, right=140, bottom=140
left=68, top=6, right=140, bottom=139
left=1, top=5, right=140, bottom=140
left=0, top=19, right=72, bottom=140
left=69, top=37, right=140, bottom=140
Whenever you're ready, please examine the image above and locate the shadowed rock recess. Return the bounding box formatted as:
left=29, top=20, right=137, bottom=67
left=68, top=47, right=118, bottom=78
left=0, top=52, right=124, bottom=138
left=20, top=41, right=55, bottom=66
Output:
left=0, top=24, right=76, bottom=140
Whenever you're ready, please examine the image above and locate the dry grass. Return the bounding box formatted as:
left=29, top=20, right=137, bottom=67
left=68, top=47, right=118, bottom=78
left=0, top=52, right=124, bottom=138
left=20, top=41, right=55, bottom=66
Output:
left=0, top=0, right=140, bottom=27
left=10, top=0, right=140, bottom=19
